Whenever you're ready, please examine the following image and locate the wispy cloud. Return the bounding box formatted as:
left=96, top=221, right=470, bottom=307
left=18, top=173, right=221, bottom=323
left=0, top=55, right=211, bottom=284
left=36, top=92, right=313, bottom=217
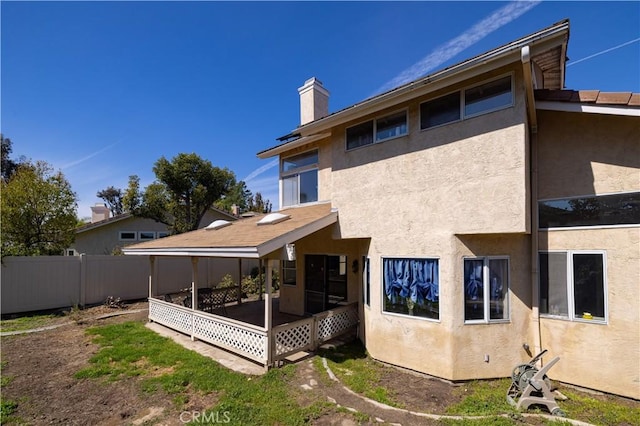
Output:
left=375, top=0, right=541, bottom=95
left=242, top=158, right=278, bottom=183
left=61, top=141, right=120, bottom=170
left=567, top=38, right=640, bottom=67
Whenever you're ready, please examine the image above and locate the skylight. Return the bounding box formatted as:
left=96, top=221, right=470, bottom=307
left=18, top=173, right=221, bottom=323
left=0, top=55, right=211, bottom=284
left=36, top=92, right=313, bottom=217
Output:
left=205, top=220, right=232, bottom=231
left=257, top=212, right=291, bottom=226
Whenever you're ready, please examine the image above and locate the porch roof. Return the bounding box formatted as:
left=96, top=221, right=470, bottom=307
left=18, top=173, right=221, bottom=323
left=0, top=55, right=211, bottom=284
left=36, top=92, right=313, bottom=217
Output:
left=122, top=202, right=337, bottom=259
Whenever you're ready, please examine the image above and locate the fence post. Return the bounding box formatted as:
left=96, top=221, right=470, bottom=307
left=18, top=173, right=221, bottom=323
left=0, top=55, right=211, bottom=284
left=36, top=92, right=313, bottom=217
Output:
left=79, top=254, right=87, bottom=308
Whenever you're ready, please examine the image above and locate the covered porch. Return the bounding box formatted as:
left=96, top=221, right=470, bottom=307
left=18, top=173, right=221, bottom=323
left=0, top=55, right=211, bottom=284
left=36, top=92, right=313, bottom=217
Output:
left=123, top=203, right=360, bottom=369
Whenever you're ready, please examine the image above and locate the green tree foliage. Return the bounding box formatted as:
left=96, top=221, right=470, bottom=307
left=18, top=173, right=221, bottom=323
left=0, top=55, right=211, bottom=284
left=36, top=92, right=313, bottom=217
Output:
left=1, top=135, right=20, bottom=181
left=215, top=180, right=252, bottom=213
left=96, top=185, right=124, bottom=216
left=248, top=192, right=272, bottom=213
left=125, top=153, right=236, bottom=234
left=1, top=161, right=78, bottom=256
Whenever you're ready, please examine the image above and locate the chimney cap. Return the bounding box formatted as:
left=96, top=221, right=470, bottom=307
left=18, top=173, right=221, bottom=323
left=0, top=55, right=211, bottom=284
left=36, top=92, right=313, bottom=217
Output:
left=298, top=77, right=330, bottom=96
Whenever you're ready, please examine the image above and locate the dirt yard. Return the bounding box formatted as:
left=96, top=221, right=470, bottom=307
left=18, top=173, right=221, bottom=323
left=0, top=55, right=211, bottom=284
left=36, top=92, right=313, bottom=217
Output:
left=0, top=302, right=468, bottom=425
left=1, top=302, right=636, bottom=425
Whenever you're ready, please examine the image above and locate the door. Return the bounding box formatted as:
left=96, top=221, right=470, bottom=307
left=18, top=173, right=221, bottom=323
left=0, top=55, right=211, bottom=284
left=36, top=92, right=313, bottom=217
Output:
left=304, top=254, right=348, bottom=315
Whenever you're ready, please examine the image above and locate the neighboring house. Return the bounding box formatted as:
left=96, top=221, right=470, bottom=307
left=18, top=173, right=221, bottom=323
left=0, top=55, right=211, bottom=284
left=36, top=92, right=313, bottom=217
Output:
left=125, top=20, right=639, bottom=399
left=71, top=203, right=238, bottom=255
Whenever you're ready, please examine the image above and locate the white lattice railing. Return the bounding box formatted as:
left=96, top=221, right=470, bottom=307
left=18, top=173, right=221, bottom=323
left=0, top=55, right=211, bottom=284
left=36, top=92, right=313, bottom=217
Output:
left=148, top=298, right=268, bottom=363
left=315, top=303, right=359, bottom=343
left=149, top=298, right=358, bottom=366
left=272, top=303, right=359, bottom=362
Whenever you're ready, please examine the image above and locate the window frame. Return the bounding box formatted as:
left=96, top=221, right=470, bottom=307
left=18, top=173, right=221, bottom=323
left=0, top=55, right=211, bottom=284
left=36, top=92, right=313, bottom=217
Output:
left=381, top=256, right=440, bottom=322
left=138, top=231, right=156, bottom=241
left=282, top=259, right=297, bottom=287
left=538, top=191, right=640, bottom=230
left=118, top=231, right=137, bottom=241
left=419, top=73, right=514, bottom=131
left=280, top=149, right=319, bottom=208
left=362, top=256, right=371, bottom=308
left=463, top=256, right=511, bottom=324
left=539, top=250, right=608, bottom=324
left=345, top=109, right=408, bottom=151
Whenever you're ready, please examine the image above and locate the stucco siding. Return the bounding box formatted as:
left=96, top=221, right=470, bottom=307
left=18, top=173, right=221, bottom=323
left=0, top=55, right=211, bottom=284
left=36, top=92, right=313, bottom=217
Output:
left=539, top=228, right=640, bottom=399
left=537, top=110, right=640, bottom=200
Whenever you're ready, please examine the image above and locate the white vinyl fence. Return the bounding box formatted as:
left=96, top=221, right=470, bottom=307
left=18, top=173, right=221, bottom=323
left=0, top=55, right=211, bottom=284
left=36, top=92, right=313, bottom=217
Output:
left=1, top=255, right=258, bottom=315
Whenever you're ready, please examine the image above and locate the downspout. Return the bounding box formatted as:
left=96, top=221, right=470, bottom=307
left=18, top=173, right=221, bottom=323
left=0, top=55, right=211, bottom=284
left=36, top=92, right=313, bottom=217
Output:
left=522, top=46, right=542, bottom=357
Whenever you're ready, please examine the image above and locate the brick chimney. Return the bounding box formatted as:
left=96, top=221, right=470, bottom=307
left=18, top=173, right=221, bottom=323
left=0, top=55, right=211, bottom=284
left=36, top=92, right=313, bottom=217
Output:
left=91, top=203, right=110, bottom=223
left=298, top=77, right=329, bottom=125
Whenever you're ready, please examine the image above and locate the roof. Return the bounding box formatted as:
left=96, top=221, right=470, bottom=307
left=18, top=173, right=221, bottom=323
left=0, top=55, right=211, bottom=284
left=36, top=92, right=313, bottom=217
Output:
left=535, top=89, right=640, bottom=106
left=122, top=202, right=338, bottom=258
left=76, top=206, right=238, bottom=234
left=535, top=89, right=640, bottom=117
left=258, top=19, right=570, bottom=159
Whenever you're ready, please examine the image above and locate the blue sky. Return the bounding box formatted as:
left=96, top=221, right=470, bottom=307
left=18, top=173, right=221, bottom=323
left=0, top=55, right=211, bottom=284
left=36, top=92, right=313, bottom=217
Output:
left=2, top=1, right=639, bottom=218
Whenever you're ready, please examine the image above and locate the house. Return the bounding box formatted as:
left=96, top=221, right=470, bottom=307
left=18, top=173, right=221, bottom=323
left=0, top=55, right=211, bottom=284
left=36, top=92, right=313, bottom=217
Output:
left=71, top=203, right=238, bottom=255
left=124, top=20, right=639, bottom=399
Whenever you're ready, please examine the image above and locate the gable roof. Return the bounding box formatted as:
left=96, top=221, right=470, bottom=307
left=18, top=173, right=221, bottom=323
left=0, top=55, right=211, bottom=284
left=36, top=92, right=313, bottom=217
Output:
left=76, top=206, right=238, bottom=234
left=122, top=203, right=337, bottom=259
left=258, top=19, right=570, bottom=159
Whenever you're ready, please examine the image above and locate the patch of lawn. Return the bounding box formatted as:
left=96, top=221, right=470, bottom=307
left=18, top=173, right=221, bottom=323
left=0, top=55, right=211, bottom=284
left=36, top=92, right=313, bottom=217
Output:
left=557, top=389, right=640, bottom=426
left=316, top=340, right=402, bottom=408
left=0, top=399, right=18, bottom=423
left=447, top=379, right=517, bottom=416
left=0, top=313, right=60, bottom=333
left=76, top=321, right=330, bottom=425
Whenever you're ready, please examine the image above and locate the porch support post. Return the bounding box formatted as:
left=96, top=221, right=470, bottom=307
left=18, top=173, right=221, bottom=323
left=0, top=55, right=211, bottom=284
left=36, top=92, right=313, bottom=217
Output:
left=264, top=259, right=273, bottom=367
left=191, top=256, right=199, bottom=341
left=237, top=258, right=243, bottom=305
left=148, top=256, right=156, bottom=299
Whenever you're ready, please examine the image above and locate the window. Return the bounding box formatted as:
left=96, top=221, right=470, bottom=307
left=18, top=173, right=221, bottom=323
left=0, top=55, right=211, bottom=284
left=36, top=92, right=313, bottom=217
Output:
left=539, top=192, right=640, bottom=229
left=383, top=258, right=439, bottom=320
left=139, top=231, right=156, bottom=241
left=420, top=75, right=513, bottom=130
left=464, top=257, right=509, bottom=323
left=157, top=231, right=169, bottom=238
left=346, top=111, right=407, bottom=150
left=281, top=150, right=318, bottom=207
left=420, top=92, right=460, bottom=129
left=282, top=259, right=296, bottom=286
left=119, top=231, right=137, bottom=241
left=464, top=76, right=513, bottom=117
left=363, top=256, right=370, bottom=307
left=539, top=251, right=607, bottom=322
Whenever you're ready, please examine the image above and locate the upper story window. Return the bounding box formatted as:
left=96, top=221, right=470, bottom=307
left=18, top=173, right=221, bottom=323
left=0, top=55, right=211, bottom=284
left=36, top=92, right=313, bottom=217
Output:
left=119, top=231, right=137, bottom=241
left=281, top=150, right=318, bottom=207
left=420, top=75, right=513, bottom=130
left=346, top=110, right=407, bottom=150
left=539, top=192, right=640, bottom=229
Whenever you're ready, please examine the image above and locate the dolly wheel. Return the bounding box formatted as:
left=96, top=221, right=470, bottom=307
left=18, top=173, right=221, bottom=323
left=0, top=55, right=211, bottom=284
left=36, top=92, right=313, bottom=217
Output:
left=551, top=408, right=566, bottom=417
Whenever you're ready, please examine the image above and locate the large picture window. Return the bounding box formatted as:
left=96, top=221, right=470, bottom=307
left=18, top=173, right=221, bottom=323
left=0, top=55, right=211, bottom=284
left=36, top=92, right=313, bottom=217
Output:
left=383, top=258, right=439, bottom=320
left=281, top=150, right=318, bottom=207
left=539, top=251, right=607, bottom=322
left=464, top=257, right=509, bottom=323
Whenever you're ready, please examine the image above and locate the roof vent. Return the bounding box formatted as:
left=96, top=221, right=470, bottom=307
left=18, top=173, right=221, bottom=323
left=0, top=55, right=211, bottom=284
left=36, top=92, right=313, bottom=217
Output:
left=205, top=220, right=232, bottom=231
left=257, top=212, right=291, bottom=226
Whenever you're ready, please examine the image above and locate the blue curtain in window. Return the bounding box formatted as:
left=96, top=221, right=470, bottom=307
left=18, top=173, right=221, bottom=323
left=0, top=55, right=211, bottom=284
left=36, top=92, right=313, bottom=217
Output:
left=384, top=258, right=439, bottom=305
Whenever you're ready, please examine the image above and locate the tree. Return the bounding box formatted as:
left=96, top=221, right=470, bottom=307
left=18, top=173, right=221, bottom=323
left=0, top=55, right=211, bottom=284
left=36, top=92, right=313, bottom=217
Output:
left=214, top=180, right=252, bottom=213
left=96, top=185, right=124, bottom=216
left=1, top=134, right=19, bottom=181
left=125, top=153, right=236, bottom=234
left=248, top=192, right=272, bottom=213
left=1, top=161, right=78, bottom=256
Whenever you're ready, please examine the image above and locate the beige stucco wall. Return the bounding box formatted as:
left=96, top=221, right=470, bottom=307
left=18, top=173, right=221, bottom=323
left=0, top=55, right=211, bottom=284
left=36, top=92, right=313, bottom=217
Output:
left=539, top=228, right=640, bottom=399
left=536, top=110, right=640, bottom=399
left=536, top=110, right=640, bottom=199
